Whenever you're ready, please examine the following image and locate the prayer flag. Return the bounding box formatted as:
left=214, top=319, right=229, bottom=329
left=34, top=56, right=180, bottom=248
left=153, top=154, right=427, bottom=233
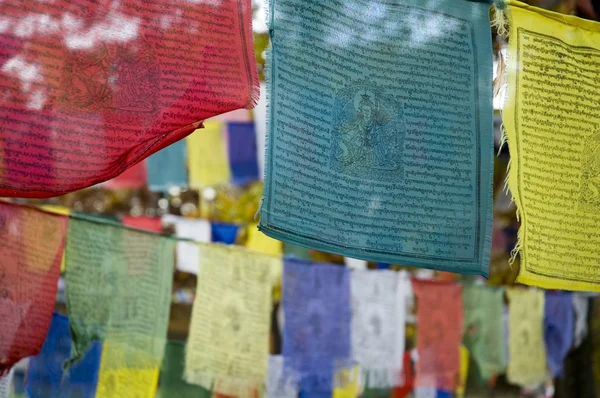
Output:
left=391, top=352, right=414, bottom=398
left=351, top=270, right=406, bottom=388
left=146, top=140, right=188, bottom=193
left=283, top=242, right=312, bottom=261
left=506, top=288, right=547, bottom=387
left=363, top=388, right=392, bottom=398
left=283, top=258, right=352, bottom=392
left=0, top=0, right=258, bottom=198
left=0, top=202, right=68, bottom=372
left=0, top=369, right=13, bottom=398
left=502, top=0, right=600, bottom=291
left=185, top=244, right=281, bottom=398
left=187, top=121, right=232, bottom=188
left=455, top=346, right=469, bottom=398
left=104, top=162, right=148, bottom=190
left=212, top=223, right=240, bottom=244
left=159, top=341, right=212, bottom=398
left=95, top=342, right=160, bottom=398
left=162, top=215, right=211, bottom=274
left=39, top=205, right=70, bottom=272
left=412, top=281, right=463, bottom=391
left=544, top=291, right=574, bottom=377
left=64, top=215, right=175, bottom=369
left=227, top=122, right=260, bottom=184
left=299, top=392, right=331, bottom=398
left=461, top=285, right=507, bottom=381
left=122, top=216, right=163, bottom=233
left=266, top=356, right=298, bottom=398
left=259, top=0, right=494, bottom=275
left=333, top=366, right=360, bottom=398
left=26, top=313, right=102, bottom=398
left=245, top=224, right=283, bottom=256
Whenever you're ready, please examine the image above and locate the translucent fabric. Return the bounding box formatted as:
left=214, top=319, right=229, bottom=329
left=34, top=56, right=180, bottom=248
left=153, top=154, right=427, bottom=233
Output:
left=503, top=0, right=600, bottom=291
left=0, top=0, right=258, bottom=198
left=146, top=140, right=188, bottom=193
left=26, top=313, right=102, bottom=398
left=283, top=258, right=352, bottom=393
left=544, top=291, right=573, bottom=377
left=64, top=216, right=175, bottom=370
left=0, top=203, right=68, bottom=373
left=259, top=0, right=494, bottom=275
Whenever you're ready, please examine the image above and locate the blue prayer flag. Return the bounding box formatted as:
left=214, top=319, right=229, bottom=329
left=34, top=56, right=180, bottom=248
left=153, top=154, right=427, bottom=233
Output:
left=544, top=292, right=574, bottom=377
left=146, top=140, right=188, bottom=192
left=259, top=0, right=494, bottom=275
left=26, top=313, right=102, bottom=398
left=227, top=122, right=260, bottom=184
left=211, top=222, right=240, bottom=244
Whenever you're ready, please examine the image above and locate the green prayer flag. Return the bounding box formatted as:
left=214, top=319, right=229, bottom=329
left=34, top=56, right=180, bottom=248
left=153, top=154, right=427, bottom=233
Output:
left=362, top=388, right=392, bottom=398
left=462, top=285, right=507, bottom=381
left=65, top=216, right=175, bottom=369
left=159, top=341, right=212, bottom=398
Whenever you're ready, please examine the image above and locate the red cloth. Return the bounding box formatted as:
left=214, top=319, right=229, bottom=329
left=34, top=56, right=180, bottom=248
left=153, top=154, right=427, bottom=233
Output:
left=122, top=215, right=163, bottom=233
left=104, top=161, right=147, bottom=190
left=0, top=202, right=68, bottom=373
left=0, top=0, right=258, bottom=198
left=391, top=352, right=414, bottom=398
left=412, top=280, right=463, bottom=392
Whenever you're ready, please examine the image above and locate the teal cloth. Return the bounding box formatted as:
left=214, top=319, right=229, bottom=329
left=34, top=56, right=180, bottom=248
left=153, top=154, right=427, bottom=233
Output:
left=146, top=140, right=188, bottom=192
left=259, top=0, right=494, bottom=275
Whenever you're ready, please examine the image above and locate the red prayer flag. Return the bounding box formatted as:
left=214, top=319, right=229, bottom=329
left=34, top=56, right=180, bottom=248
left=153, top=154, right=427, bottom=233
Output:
left=412, top=280, right=463, bottom=392
left=0, top=0, right=259, bottom=198
left=0, top=202, right=68, bottom=373
left=103, top=161, right=148, bottom=190
left=122, top=215, right=163, bottom=233
left=391, top=352, right=414, bottom=398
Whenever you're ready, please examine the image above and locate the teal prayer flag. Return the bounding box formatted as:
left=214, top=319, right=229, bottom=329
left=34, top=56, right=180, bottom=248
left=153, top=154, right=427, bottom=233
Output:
left=146, top=140, right=188, bottom=192
left=259, top=0, right=494, bottom=275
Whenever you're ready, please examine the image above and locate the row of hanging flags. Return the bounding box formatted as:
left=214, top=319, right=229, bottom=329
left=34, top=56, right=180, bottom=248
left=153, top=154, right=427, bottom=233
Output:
left=0, top=200, right=591, bottom=398
left=2, top=0, right=600, bottom=292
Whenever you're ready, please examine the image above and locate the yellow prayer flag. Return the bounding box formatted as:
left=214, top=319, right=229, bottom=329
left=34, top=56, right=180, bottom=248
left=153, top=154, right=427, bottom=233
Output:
left=187, top=121, right=231, bottom=188
left=95, top=341, right=160, bottom=398
left=506, top=288, right=547, bottom=387
left=456, top=346, right=469, bottom=398
left=333, top=366, right=360, bottom=398
left=39, top=205, right=70, bottom=272
left=503, top=1, right=600, bottom=291
left=245, top=224, right=283, bottom=256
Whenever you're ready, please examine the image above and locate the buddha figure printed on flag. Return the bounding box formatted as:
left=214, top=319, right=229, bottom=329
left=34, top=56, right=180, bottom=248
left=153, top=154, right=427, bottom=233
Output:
left=330, top=82, right=405, bottom=181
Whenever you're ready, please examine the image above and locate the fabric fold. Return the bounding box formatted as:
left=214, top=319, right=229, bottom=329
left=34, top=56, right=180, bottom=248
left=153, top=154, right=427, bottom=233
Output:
left=0, top=0, right=258, bottom=198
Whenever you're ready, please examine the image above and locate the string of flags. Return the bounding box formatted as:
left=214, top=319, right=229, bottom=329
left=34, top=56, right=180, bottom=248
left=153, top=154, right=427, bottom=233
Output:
left=0, top=200, right=594, bottom=397
left=1, top=0, right=600, bottom=291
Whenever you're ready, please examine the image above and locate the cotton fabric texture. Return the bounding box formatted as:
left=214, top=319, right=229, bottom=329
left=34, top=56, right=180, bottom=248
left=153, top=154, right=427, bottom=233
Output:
left=185, top=244, right=281, bottom=398
left=0, top=369, right=13, bottom=398
left=503, top=0, right=600, bottom=291
left=412, top=281, right=463, bottom=391
left=259, top=0, right=494, bottom=275
left=65, top=216, right=175, bottom=372
left=461, top=285, right=507, bottom=381
left=351, top=270, right=406, bottom=388
left=187, top=121, right=232, bottom=188
left=0, top=0, right=258, bottom=198
left=506, top=288, right=547, bottom=387
left=26, top=313, right=102, bottom=398
left=283, top=258, right=352, bottom=393
left=266, top=356, right=298, bottom=398
left=0, top=203, right=68, bottom=373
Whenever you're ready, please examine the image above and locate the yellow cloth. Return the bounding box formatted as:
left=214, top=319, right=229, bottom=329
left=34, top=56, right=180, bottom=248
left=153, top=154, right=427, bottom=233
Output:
left=185, top=244, right=282, bottom=398
left=39, top=205, right=70, bottom=272
left=95, top=341, right=160, bottom=398
left=506, top=288, right=547, bottom=387
left=503, top=1, right=600, bottom=292
left=333, top=366, right=360, bottom=398
left=187, top=121, right=231, bottom=188
left=456, top=346, right=469, bottom=398
left=245, top=224, right=283, bottom=256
